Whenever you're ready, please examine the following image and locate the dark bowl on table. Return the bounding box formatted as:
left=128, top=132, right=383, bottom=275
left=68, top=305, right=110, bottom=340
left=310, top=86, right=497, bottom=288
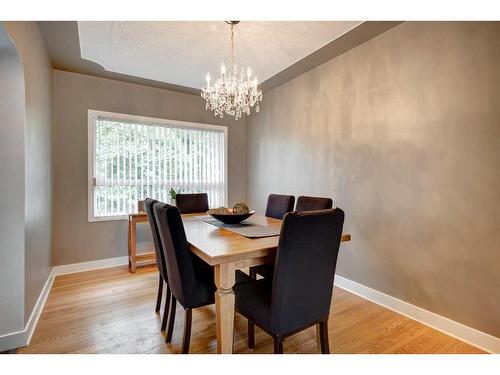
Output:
left=207, top=210, right=256, bottom=224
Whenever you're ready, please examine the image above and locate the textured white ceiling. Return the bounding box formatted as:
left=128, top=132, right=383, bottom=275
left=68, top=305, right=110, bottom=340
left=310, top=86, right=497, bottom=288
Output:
left=78, top=21, right=361, bottom=89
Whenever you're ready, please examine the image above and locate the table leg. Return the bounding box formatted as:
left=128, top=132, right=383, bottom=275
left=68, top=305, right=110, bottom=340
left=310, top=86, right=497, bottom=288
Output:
left=214, top=263, right=236, bottom=354
left=130, top=217, right=137, bottom=273
left=316, top=324, right=321, bottom=350
left=128, top=217, right=132, bottom=269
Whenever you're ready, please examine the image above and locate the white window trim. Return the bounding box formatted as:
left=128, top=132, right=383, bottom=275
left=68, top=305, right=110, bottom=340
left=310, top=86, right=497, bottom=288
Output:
left=87, top=109, right=229, bottom=222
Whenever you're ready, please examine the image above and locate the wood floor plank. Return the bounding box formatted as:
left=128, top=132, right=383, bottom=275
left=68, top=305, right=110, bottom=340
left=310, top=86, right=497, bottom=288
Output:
left=17, top=265, right=485, bottom=354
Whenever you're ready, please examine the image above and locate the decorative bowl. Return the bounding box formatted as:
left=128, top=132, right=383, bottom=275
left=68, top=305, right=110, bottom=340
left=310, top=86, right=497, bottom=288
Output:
left=207, top=209, right=256, bottom=224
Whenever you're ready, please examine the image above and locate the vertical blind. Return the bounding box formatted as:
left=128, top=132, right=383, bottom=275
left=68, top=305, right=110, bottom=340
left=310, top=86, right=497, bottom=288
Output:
left=92, top=115, right=226, bottom=218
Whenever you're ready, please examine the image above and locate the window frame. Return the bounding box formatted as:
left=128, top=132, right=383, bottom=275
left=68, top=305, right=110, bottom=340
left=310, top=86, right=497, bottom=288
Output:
left=87, top=109, right=228, bottom=222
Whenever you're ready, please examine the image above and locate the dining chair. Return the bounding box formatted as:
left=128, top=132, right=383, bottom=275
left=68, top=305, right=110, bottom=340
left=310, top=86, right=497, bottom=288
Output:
left=234, top=208, right=345, bottom=354
left=248, top=194, right=296, bottom=280
left=295, top=196, right=333, bottom=211
left=175, top=193, right=209, bottom=214
left=250, top=195, right=334, bottom=281
left=154, top=201, right=256, bottom=353
left=153, top=202, right=216, bottom=353
left=144, top=198, right=171, bottom=333
left=264, top=193, right=295, bottom=220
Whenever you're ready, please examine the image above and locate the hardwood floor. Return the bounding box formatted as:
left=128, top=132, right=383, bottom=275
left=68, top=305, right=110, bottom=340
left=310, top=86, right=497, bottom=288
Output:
left=17, top=265, right=484, bottom=354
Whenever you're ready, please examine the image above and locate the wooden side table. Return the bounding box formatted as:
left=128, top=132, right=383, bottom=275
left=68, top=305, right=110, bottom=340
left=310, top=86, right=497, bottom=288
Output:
left=128, top=212, right=155, bottom=273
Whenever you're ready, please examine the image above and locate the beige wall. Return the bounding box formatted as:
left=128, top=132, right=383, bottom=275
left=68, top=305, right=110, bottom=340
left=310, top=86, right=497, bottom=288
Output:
left=52, top=70, right=246, bottom=265
left=3, top=22, right=53, bottom=325
left=246, top=22, right=500, bottom=337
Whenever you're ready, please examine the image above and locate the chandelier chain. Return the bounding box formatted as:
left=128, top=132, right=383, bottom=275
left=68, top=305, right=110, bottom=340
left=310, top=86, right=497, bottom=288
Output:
left=230, top=24, right=235, bottom=64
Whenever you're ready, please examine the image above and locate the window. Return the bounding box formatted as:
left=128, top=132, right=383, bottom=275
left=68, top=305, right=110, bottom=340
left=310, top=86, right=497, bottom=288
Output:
left=88, top=110, right=227, bottom=221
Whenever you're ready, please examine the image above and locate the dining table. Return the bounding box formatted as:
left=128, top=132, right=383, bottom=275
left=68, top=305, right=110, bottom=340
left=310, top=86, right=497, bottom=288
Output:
left=181, top=212, right=351, bottom=354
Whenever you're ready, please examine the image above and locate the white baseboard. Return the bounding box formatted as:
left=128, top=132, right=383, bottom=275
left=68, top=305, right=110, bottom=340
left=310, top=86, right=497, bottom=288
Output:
left=25, top=272, right=55, bottom=344
left=0, top=271, right=54, bottom=351
left=52, top=256, right=129, bottom=276
left=0, top=329, right=26, bottom=352
left=334, top=275, right=500, bottom=354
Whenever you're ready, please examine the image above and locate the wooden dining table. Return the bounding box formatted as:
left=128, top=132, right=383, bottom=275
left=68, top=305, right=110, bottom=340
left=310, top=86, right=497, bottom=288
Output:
left=181, top=212, right=351, bottom=354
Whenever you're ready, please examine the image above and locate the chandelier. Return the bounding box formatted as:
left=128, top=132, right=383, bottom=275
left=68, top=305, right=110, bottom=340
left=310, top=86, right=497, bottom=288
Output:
left=201, top=21, right=262, bottom=120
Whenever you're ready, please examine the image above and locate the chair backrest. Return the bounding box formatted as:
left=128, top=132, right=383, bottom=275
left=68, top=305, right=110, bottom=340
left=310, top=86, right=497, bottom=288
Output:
left=175, top=193, right=209, bottom=214
left=153, top=202, right=197, bottom=307
left=270, top=208, right=345, bottom=336
left=265, top=194, right=295, bottom=220
left=295, top=196, right=333, bottom=212
left=144, top=198, right=168, bottom=281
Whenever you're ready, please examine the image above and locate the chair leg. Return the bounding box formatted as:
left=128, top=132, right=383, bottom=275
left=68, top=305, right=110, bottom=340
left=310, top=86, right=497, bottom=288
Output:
left=161, top=285, right=171, bottom=332
left=181, top=309, right=192, bottom=354
left=165, top=296, right=177, bottom=343
left=273, top=337, right=284, bottom=354
left=248, top=320, right=255, bottom=349
left=155, top=274, right=163, bottom=313
left=249, top=268, right=257, bottom=280
left=319, top=320, right=330, bottom=354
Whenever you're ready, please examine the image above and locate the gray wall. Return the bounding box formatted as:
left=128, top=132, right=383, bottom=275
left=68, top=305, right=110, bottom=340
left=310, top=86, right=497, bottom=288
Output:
left=0, top=24, right=25, bottom=340
left=246, top=22, right=500, bottom=337
left=52, top=70, right=246, bottom=265
left=4, top=22, right=54, bottom=324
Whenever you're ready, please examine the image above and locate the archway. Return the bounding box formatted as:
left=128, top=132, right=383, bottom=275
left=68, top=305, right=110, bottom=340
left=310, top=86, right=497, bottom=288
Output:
left=0, top=22, right=26, bottom=350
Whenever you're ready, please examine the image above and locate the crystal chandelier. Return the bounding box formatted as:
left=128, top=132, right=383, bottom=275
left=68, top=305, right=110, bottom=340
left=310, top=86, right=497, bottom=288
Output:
left=201, top=21, right=262, bottom=120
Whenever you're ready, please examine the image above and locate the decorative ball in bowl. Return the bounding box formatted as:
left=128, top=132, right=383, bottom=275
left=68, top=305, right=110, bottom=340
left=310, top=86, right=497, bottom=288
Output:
left=207, top=202, right=255, bottom=224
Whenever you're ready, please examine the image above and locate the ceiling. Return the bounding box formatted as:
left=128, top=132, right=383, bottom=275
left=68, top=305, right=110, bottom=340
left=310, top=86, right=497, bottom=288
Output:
left=77, top=21, right=361, bottom=90
left=38, top=21, right=402, bottom=95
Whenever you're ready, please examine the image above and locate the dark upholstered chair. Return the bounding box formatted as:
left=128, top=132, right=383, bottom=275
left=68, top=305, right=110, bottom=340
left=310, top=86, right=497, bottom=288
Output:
left=153, top=202, right=215, bottom=353
left=264, top=194, right=295, bottom=220
left=144, top=198, right=171, bottom=333
left=249, top=194, right=295, bottom=280
left=295, top=196, right=333, bottom=212
left=251, top=195, right=334, bottom=280
left=235, top=208, right=345, bottom=354
left=175, top=193, right=209, bottom=214
left=153, top=202, right=248, bottom=353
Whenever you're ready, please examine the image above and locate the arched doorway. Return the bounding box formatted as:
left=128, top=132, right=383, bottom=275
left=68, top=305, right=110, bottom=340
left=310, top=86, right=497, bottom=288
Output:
left=0, top=23, right=26, bottom=349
